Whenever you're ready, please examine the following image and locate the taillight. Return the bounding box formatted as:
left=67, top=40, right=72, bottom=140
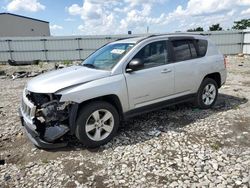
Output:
left=224, top=56, right=227, bottom=68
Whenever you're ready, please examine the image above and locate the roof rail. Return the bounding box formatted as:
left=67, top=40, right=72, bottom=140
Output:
left=171, top=32, right=208, bottom=36
left=135, top=32, right=209, bottom=43
left=115, top=36, right=140, bottom=41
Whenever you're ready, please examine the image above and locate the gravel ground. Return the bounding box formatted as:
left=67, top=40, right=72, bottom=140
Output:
left=0, top=56, right=250, bottom=188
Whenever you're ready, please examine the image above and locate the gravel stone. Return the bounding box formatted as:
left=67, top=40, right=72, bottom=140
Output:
left=0, top=57, right=250, bottom=187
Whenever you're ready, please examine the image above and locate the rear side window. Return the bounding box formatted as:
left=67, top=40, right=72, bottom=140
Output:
left=172, top=40, right=192, bottom=61
left=189, top=42, right=198, bottom=58
left=196, top=39, right=208, bottom=57
left=172, top=40, right=202, bottom=61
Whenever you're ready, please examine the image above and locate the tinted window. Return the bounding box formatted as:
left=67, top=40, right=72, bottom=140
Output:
left=134, top=41, right=169, bottom=69
left=172, top=40, right=192, bottom=61
left=189, top=42, right=198, bottom=58
left=172, top=40, right=200, bottom=61
left=197, top=39, right=208, bottom=57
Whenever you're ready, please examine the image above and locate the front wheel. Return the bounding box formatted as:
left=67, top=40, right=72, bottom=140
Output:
left=195, top=78, right=218, bottom=109
left=76, top=101, right=119, bottom=148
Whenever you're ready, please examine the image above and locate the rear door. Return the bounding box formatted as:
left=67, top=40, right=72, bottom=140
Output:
left=170, top=38, right=200, bottom=95
left=125, top=40, right=175, bottom=109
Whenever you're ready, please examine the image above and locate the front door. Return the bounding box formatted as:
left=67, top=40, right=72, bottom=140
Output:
left=125, top=40, right=174, bottom=109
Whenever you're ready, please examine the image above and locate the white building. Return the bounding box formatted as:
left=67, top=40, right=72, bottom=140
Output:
left=0, top=13, right=50, bottom=37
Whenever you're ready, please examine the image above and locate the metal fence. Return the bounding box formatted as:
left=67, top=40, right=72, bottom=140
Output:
left=0, top=31, right=249, bottom=63
left=206, top=31, right=244, bottom=54
left=243, top=31, right=250, bottom=54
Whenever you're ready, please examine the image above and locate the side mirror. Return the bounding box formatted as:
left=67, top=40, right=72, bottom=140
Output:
left=126, top=58, right=144, bottom=72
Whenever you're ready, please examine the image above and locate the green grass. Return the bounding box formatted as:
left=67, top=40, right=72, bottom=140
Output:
left=41, top=158, right=49, bottom=164
left=210, top=142, right=221, bottom=150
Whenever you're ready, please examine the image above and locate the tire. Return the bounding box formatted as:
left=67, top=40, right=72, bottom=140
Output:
left=75, top=101, right=119, bottom=148
left=195, top=78, right=218, bottom=109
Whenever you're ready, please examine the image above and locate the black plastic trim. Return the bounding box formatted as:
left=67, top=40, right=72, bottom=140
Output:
left=69, top=103, right=79, bottom=135
left=168, top=36, right=195, bottom=41
left=124, top=94, right=195, bottom=119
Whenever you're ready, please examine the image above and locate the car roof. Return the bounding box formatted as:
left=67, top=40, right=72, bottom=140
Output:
left=111, top=37, right=145, bottom=44
left=111, top=33, right=208, bottom=44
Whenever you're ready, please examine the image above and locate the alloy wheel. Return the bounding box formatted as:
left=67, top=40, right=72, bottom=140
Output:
left=85, top=109, right=114, bottom=141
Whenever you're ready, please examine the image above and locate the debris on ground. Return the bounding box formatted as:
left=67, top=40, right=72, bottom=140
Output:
left=237, top=53, right=244, bottom=57
left=11, top=71, right=43, bottom=80
left=148, top=128, right=161, bottom=137
left=0, top=159, right=5, bottom=165
left=11, top=71, right=29, bottom=79
left=0, top=70, right=5, bottom=76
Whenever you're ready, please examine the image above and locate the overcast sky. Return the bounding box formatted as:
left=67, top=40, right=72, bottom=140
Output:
left=1, top=0, right=250, bottom=36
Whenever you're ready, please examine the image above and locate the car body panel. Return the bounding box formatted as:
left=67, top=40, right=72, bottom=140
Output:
left=57, top=74, right=130, bottom=112
left=27, top=65, right=110, bottom=93
left=124, top=63, right=175, bottom=108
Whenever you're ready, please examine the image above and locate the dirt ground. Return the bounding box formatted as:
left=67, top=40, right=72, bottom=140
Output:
left=0, top=56, right=250, bottom=187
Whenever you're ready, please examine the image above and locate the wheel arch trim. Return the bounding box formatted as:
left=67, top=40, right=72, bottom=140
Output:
left=69, top=94, right=123, bottom=134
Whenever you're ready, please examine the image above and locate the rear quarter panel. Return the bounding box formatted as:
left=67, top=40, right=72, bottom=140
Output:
left=192, top=39, right=226, bottom=92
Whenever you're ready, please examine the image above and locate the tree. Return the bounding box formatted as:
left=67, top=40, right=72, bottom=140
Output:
left=209, top=24, right=222, bottom=31
left=187, top=27, right=204, bottom=32
left=232, top=19, right=250, bottom=30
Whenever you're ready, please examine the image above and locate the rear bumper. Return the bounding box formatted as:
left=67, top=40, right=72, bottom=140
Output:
left=19, top=109, right=68, bottom=149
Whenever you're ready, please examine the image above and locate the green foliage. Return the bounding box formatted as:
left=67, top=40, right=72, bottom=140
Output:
left=33, top=60, right=40, bottom=65
left=63, top=60, right=72, bottom=66
left=42, top=158, right=49, bottom=163
left=210, top=142, right=221, bottom=150
left=187, top=27, right=204, bottom=32
left=232, top=19, right=250, bottom=30
left=209, top=24, right=222, bottom=31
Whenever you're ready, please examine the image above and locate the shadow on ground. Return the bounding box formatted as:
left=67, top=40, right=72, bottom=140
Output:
left=46, top=93, right=248, bottom=153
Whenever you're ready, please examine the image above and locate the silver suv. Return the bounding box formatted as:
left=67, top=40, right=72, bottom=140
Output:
left=19, top=34, right=227, bottom=149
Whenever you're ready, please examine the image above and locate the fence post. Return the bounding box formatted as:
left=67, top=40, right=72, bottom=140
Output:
left=241, top=31, right=244, bottom=54
left=6, top=39, right=13, bottom=61
left=41, top=39, right=48, bottom=62
left=76, top=38, right=82, bottom=60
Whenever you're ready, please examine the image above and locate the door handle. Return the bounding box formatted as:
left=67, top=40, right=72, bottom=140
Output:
left=161, top=69, right=172, bottom=73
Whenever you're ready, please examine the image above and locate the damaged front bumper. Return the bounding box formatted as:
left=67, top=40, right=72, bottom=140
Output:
left=19, top=89, right=73, bottom=149
left=19, top=111, right=68, bottom=149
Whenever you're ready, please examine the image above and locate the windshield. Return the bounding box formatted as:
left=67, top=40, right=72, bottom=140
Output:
left=82, top=43, right=135, bottom=70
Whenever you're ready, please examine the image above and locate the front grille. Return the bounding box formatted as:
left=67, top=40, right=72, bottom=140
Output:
left=21, top=99, right=31, bottom=118
left=20, top=89, right=36, bottom=123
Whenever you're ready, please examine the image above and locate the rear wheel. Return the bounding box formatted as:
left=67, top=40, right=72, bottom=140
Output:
left=76, top=101, right=119, bottom=148
left=195, top=78, right=218, bottom=109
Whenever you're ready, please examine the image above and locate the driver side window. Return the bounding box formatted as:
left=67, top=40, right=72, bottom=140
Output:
left=133, top=40, right=169, bottom=70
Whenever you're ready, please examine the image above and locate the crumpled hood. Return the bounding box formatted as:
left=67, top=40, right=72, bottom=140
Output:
left=27, top=66, right=110, bottom=93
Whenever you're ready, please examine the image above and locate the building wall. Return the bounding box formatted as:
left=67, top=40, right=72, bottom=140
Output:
left=0, top=14, right=50, bottom=37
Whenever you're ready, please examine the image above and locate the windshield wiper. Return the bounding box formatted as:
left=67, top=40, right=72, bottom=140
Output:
left=82, top=64, right=97, bottom=69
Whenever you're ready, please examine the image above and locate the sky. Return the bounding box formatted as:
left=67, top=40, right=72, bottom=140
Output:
left=0, top=0, right=250, bottom=36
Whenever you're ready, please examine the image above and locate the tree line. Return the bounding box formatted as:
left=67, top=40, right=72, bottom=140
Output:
left=187, top=18, right=250, bottom=32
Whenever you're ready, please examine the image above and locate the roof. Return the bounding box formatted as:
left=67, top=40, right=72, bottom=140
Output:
left=112, top=37, right=145, bottom=44
left=0, top=13, right=49, bottom=23
left=112, top=33, right=208, bottom=44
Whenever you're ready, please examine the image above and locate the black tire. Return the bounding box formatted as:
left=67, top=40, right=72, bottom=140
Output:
left=75, top=101, right=119, bottom=148
left=195, top=78, right=218, bottom=109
